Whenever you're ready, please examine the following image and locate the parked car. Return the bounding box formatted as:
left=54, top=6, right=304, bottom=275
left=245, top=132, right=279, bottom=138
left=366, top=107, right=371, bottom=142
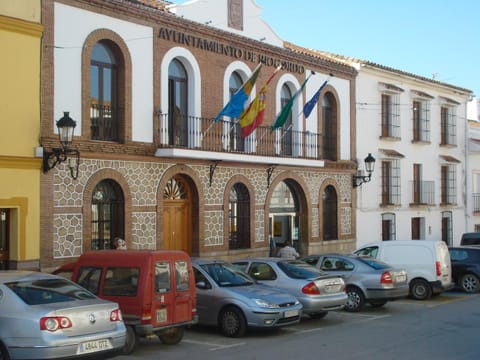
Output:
left=448, top=246, right=480, bottom=293
left=192, top=258, right=302, bottom=337
left=354, top=240, right=453, bottom=300
left=302, top=254, right=409, bottom=312
left=232, top=258, right=347, bottom=318
left=460, top=232, right=480, bottom=246
left=0, top=271, right=126, bottom=360
left=53, top=250, right=197, bottom=354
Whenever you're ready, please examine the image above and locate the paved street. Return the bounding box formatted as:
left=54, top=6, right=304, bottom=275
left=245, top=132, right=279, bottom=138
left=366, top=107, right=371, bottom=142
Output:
left=111, top=291, right=480, bottom=360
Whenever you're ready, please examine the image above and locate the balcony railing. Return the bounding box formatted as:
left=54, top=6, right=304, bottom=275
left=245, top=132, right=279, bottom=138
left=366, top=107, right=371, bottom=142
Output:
left=157, top=113, right=323, bottom=160
left=410, top=180, right=435, bottom=205
left=90, top=103, right=121, bottom=141
left=473, top=193, right=480, bottom=212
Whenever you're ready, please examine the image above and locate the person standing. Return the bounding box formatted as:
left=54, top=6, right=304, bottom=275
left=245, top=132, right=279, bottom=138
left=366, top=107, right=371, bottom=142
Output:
left=278, top=240, right=299, bottom=259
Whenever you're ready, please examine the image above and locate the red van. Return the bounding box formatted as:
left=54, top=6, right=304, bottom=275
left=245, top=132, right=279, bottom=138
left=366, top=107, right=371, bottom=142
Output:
left=54, top=250, right=198, bottom=354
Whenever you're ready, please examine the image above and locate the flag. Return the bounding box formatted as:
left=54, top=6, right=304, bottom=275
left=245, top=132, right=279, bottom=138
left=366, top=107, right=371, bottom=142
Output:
left=238, top=66, right=281, bottom=138
left=303, top=79, right=329, bottom=119
left=214, top=63, right=262, bottom=122
left=271, top=75, right=311, bottom=131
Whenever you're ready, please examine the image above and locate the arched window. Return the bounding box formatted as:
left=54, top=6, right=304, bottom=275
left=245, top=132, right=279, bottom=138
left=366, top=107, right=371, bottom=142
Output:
left=229, top=183, right=250, bottom=249
left=281, top=84, right=293, bottom=156
left=322, top=185, right=338, bottom=240
left=322, top=92, right=337, bottom=160
left=229, top=71, right=244, bottom=151
left=168, top=59, right=188, bottom=147
left=91, top=179, right=125, bottom=250
left=90, top=41, right=119, bottom=141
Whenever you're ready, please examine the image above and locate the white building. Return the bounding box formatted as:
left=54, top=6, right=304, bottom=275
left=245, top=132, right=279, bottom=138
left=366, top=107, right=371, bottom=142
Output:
left=318, top=55, right=471, bottom=246
left=467, top=97, right=480, bottom=232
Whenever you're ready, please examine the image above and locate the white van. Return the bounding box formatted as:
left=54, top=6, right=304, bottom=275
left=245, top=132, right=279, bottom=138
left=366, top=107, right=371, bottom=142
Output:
left=354, top=240, right=453, bottom=300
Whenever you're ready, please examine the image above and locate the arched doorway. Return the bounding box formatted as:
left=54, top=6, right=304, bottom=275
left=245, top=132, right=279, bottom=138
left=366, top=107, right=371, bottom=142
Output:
left=163, top=175, right=192, bottom=253
left=269, top=180, right=305, bottom=255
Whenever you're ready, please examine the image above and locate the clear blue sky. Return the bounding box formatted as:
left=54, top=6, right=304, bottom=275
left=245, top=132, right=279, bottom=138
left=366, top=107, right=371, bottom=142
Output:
left=169, top=0, right=479, bottom=96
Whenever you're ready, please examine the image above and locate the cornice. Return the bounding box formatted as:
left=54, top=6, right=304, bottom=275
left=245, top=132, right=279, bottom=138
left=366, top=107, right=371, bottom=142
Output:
left=0, top=14, right=43, bottom=37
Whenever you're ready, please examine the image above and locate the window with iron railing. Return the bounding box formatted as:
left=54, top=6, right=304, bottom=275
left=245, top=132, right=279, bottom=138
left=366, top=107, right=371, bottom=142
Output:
left=381, top=160, right=401, bottom=205
left=381, top=93, right=401, bottom=138
left=381, top=213, right=396, bottom=241
left=229, top=183, right=250, bottom=250
left=90, top=41, right=120, bottom=142
left=473, top=193, right=480, bottom=212
left=441, top=211, right=453, bottom=245
left=412, top=100, right=430, bottom=142
left=440, top=106, right=456, bottom=146
left=441, top=164, right=456, bottom=205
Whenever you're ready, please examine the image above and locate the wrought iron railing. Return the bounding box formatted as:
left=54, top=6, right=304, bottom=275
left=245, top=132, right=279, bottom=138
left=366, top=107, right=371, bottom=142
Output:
left=90, top=104, right=121, bottom=141
left=157, top=113, right=323, bottom=160
left=410, top=180, right=435, bottom=205
left=473, top=193, right=480, bottom=212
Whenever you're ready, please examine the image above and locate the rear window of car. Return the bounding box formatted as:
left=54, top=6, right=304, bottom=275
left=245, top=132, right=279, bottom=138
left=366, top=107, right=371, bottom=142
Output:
left=357, top=257, right=390, bottom=270
left=277, top=261, right=323, bottom=279
left=7, top=278, right=96, bottom=305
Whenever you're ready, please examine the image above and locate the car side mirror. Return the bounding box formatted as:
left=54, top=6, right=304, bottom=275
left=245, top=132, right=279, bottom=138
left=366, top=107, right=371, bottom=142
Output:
left=196, top=281, right=209, bottom=289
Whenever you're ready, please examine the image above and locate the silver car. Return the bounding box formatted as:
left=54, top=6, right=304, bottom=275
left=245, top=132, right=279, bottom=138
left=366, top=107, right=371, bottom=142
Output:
left=192, top=259, right=302, bottom=337
left=0, top=271, right=126, bottom=359
left=302, top=254, right=409, bottom=312
left=232, top=258, right=347, bottom=319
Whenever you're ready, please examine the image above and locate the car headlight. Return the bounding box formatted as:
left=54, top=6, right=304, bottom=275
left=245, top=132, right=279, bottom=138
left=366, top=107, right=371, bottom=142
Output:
left=253, top=298, right=280, bottom=309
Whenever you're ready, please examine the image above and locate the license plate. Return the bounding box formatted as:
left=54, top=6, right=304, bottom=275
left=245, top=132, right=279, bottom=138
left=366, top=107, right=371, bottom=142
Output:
left=284, top=309, right=299, bottom=318
left=156, top=308, right=167, bottom=323
left=78, top=339, right=112, bottom=354
left=396, top=275, right=407, bottom=282
left=325, top=284, right=342, bottom=293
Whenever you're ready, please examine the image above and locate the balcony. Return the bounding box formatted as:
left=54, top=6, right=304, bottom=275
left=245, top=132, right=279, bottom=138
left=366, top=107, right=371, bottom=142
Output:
left=473, top=193, right=480, bottom=213
left=155, top=113, right=326, bottom=166
left=410, top=180, right=435, bottom=206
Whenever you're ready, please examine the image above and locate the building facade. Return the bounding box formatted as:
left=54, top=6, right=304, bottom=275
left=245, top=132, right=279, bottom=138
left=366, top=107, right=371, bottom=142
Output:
left=0, top=0, right=43, bottom=269
left=39, top=0, right=360, bottom=271
left=316, top=55, right=471, bottom=246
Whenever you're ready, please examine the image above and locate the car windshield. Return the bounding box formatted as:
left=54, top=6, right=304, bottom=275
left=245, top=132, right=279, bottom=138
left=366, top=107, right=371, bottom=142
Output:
left=358, top=257, right=390, bottom=270
left=7, top=278, right=97, bottom=305
left=277, top=260, right=324, bottom=279
left=200, top=263, right=254, bottom=287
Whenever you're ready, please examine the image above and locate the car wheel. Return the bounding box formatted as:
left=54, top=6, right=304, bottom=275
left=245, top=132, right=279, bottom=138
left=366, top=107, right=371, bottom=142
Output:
left=219, top=306, right=246, bottom=337
left=157, top=326, right=185, bottom=345
left=345, top=286, right=365, bottom=312
left=460, top=274, right=480, bottom=293
left=122, top=325, right=138, bottom=355
left=369, top=300, right=387, bottom=308
left=309, top=311, right=328, bottom=319
left=0, top=341, right=10, bottom=360
left=410, top=279, right=432, bottom=300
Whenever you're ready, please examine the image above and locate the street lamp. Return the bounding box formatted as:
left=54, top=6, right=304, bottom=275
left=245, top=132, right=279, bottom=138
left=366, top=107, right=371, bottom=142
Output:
left=43, top=112, right=80, bottom=180
left=353, top=153, right=376, bottom=188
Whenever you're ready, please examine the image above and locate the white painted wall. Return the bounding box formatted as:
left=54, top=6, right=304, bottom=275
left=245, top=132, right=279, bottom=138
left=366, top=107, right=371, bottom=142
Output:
left=168, top=0, right=283, bottom=47
left=355, top=66, right=468, bottom=246
left=54, top=3, right=154, bottom=142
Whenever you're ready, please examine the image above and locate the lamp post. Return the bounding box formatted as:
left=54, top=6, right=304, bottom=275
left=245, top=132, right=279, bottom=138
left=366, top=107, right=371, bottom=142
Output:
left=43, top=112, right=80, bottom=180
left=353, top=153, right=376, bottom=188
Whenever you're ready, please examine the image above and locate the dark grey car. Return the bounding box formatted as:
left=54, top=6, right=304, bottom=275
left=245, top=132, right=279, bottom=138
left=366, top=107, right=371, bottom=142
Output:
left=302, top=254, right=409, bottom=312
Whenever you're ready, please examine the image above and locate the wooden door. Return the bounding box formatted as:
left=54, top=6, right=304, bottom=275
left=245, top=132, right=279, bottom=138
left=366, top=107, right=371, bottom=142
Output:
left=163, top=177, right=192, bottom=254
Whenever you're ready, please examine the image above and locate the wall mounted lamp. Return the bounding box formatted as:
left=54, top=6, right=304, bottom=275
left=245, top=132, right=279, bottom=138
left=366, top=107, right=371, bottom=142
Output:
left=353, top=153, right=376, bottom=188
left=43, top=112, right=80, bottom=180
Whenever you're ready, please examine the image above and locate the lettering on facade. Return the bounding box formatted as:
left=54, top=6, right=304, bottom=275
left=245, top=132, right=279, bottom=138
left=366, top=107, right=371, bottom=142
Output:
left=159, top=27, right=305, bottom=74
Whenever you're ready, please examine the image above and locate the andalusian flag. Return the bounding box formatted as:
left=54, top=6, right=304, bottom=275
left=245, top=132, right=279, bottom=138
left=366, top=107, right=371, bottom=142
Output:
left=214, top=63, right=262, bottom=122
left=238, top=66, right=281, bottom=138
left=271, top=74, right=311, bottom=131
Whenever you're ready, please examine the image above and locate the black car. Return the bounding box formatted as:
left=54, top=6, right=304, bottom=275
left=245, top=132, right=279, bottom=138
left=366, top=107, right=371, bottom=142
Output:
left=448, top=246, right=480, bottom=293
